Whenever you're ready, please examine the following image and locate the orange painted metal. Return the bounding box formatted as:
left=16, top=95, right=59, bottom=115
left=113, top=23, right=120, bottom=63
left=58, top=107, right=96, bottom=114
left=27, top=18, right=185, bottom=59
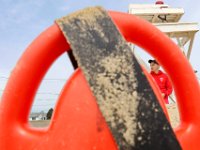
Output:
left=0, top=11, right=199, bottom=150
left=109, top=11, right=200, bottom=150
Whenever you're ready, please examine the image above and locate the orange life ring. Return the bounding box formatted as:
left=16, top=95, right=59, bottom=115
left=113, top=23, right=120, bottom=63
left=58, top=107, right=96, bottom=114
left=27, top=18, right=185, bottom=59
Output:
left=0, top=11, right=199, bottom=150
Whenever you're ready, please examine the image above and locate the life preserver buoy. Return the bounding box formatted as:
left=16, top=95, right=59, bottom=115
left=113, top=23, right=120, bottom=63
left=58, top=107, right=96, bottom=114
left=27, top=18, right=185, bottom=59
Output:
left=0, top=10, right=199, bottom=150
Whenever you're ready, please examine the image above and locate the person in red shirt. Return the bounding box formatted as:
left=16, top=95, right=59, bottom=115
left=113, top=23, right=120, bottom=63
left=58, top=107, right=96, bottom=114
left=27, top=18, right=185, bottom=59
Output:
left=148, top=59, right=173, bottom=104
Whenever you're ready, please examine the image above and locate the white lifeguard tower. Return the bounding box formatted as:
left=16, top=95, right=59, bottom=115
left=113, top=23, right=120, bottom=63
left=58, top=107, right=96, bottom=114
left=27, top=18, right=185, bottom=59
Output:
left=128, top=0, right=199, bottom=102
left=128, top=0, right=199, bottom=60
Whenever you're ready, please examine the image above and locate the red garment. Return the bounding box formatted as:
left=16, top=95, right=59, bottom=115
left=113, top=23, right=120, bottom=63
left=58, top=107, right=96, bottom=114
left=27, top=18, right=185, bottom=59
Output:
left=150, top=70, right=173, bottom=104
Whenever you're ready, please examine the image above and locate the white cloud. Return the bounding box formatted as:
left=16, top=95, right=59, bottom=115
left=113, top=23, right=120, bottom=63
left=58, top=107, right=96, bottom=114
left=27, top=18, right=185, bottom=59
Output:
left=59, top=6, right=70, bottom=11
left=0, top=0, right=49, bottom=30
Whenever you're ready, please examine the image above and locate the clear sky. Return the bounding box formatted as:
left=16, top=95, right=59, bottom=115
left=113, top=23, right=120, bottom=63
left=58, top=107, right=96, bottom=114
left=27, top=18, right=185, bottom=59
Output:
left=0, top=0, right=199, bottom=112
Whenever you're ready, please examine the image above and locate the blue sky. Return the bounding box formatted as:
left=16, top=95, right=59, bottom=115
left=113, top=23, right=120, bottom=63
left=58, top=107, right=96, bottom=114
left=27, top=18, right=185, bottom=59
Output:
left=0, top=0, right=199, bottom=112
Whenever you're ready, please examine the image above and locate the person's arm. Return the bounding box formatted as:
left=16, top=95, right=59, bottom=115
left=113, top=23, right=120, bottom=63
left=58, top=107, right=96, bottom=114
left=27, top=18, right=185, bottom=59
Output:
left=163, top=76, right=173, bottom=97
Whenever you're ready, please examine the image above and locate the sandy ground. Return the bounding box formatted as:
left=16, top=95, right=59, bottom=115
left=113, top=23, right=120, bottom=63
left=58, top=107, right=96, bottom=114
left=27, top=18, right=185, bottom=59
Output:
left=166, top=103, right=180, bottom=128
left=30, top=103, right=180, bottom=129
left=30, top=120, right=50, bottom=127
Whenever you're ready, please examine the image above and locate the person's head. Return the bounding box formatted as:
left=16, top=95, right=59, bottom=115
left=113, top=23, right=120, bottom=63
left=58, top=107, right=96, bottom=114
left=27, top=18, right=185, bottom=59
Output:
left=148, top=59, right=160, bottom=73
